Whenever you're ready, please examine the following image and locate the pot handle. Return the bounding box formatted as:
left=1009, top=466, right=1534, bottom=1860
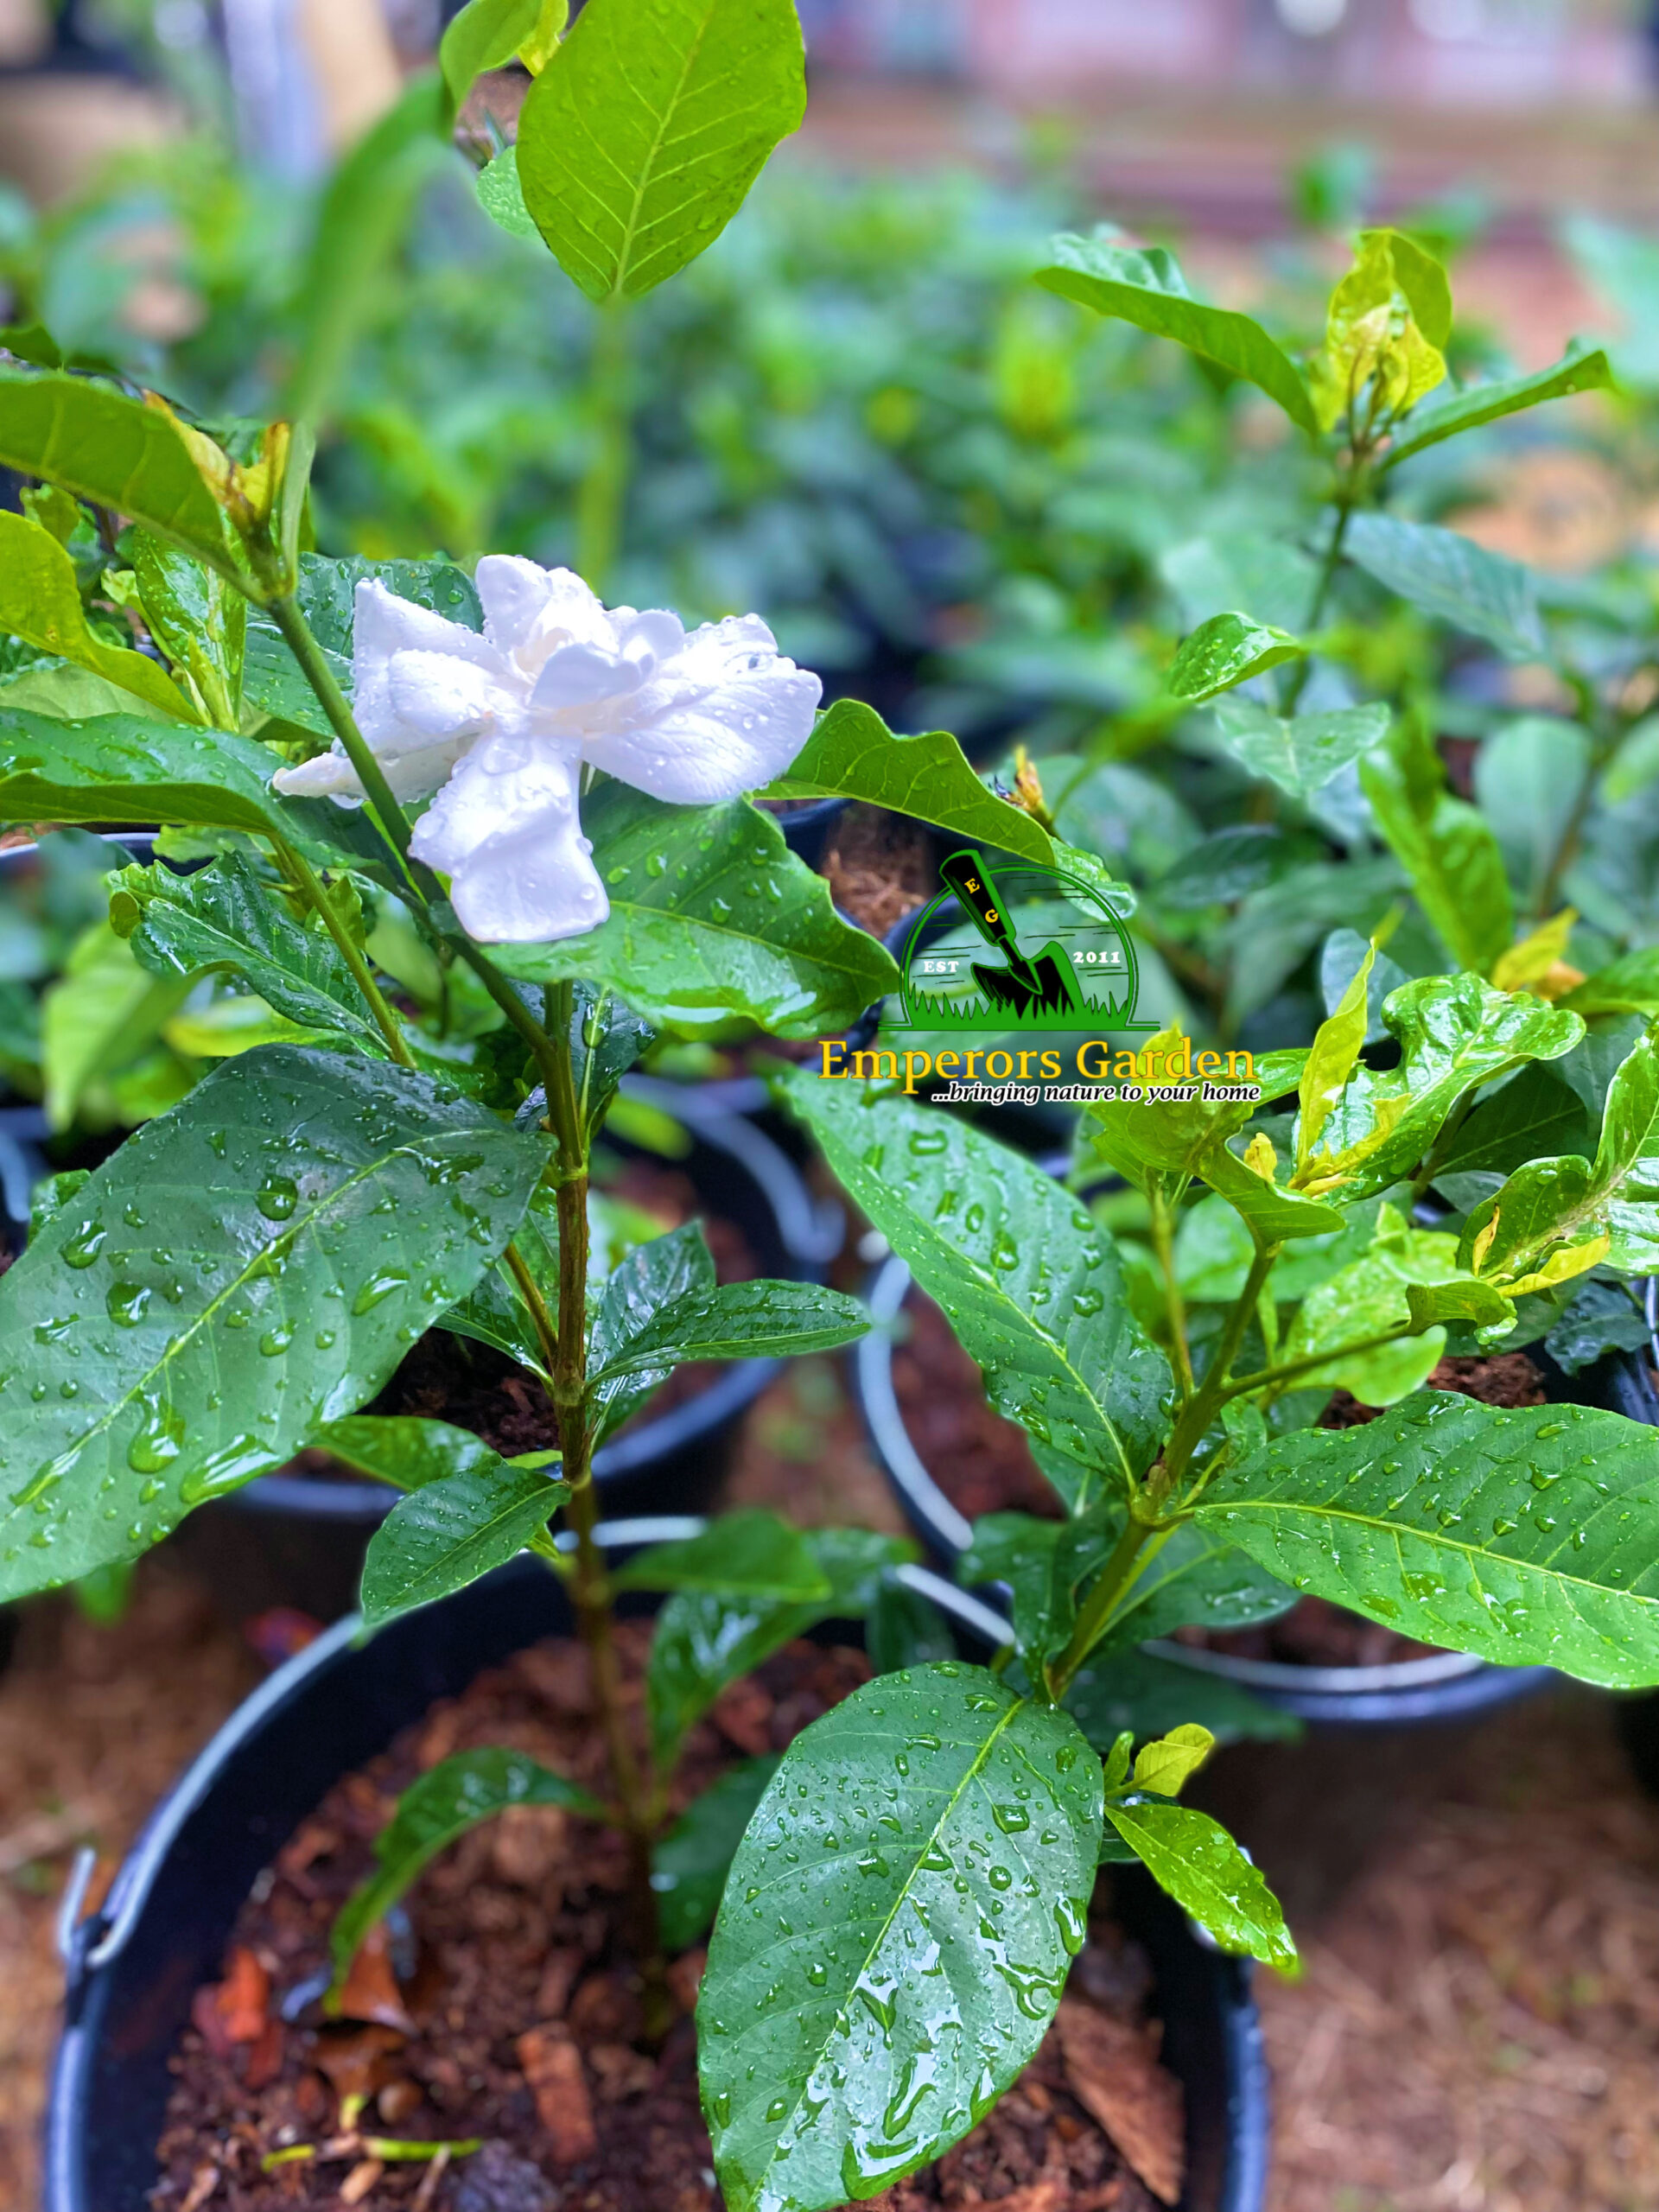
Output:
left=55, top=1845, right=107, bottom=2004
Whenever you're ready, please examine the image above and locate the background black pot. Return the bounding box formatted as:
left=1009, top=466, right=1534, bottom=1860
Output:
left=50, top=1535, right=1270, bottom=2212
left=855, top=1252, right=1659, bottom=1727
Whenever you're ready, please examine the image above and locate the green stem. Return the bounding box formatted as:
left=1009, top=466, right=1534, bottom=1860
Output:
left=275, top=838, right=415, bottom=1068
left=270, top=594, right=416, bottom=878
left=1221, top=1322, right=1421, bottom=1404
left=1048, top=1515, right=1167, bottom=1699
left=1147, top=1185, right=1194, bottom=1400
left=576, top=303, right=632, bottom=594
left=1160, top=1237, right=1280, bottom=1493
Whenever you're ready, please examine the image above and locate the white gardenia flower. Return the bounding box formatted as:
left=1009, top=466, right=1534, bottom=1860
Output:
left=273, top=558, right=821, bottom=943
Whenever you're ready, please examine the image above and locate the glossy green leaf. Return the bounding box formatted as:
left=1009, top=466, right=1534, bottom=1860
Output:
left=1195, top=1139, right=1346, bottom=1241
left=957, top=1510, right=1116, bottom=1664
left=1299, top=942, right=1374, bottom=1173
left=1381, top=347, right=1612, bottom=471
left=360, top=1450, right=569, bottom=1627
left=1282, top=1216, right=1465, bottom=1404
left=130, top=531, right=245, bottom=728
left=1545, top=1280, right=1653, bottom=1374
left=477, top=145, right=539, bottom=238
left=700, top=1665, right=1103, bottom=2212
left=0, top=1046, right=542, bottom=1599
left=1432, top=1063, right=1593, bottom=1183
left=1359, top=730, right=1514, bottom=975
left=1166, top=612, right=1305, bottom=704
left=1214, top=698, right=1389, bottom=801
left=0, top=707, right=388, bottom=877
left=1404, top=1277, right=1515, bottom=1330
left=0, top=367, right=233, bottom=573
left=1197, top=1393, right=1659, bottom=1688
left=1064, top=1649, right=1299, bottom=1748
left=867, top=1578, right=957, bottom=1674
left=516, top=0, right=806, bottom=302
left=1310, top=973, right=1583, bottom=1204
left=760, top=697, right=1053, bottom=865
left=652, top=1756, right=779, bottom=1952
left=308, top=1412, right=520, bottom=1491
left=0, top=513, right=191, bottom=721
left=1085, top=1520, right=1295, bottom=1654
left=441, top=0, right=546, bottom=113
left=587, top=1279, right=868, bottom=1382
left=1343, top=512, right=1544, bottom=661
left=283, top=77, right=448, bottom=428
left=781, top=1074, right=1172, bottom=1510
left=645, top=1527, right=914, bottom=1763
left=585, top=1219, right=715, bottom=1442
left=491, top=786, right=897, bottom=1039
left=1036, top=232, right=1318, bottom=432
left=112, top=853, right=387, bottom=1056
left=1563, top=949, right=1659, bottom=1019
left=330, top=1747, right=604, bottom=1994
left=613, top=1510, right=832, bottom=1600
left=1103, top=1798, right=1297, bottom=1970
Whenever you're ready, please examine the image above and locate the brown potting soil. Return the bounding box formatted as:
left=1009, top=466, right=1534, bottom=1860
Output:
left=823, top=803, right=936, bottom=941
left=151, top=1627, right=1182, bottom=2212
left=293, top=1160, right=758, bottom=1478
left=892, top=1287, right=1548, bottom=1669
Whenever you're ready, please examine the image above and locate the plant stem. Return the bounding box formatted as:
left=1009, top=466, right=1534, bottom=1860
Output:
left=576, top=302, right=632, bottom=594
left=270, top=594, right=417, bottom=878
left=1048, top=1515, right=1166, bottom=1699
left=1220, top=1322, right=1418, bottom=1404
left=1147, top=1185, right=1194, bottom=1399
left=275, top=838, right=415, bottom=1067
left=1160, top=1237, right=1280, bottom=1491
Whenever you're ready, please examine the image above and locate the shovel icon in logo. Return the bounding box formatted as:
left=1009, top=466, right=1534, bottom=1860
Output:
left=935, top=848, right=1088, bottom=1019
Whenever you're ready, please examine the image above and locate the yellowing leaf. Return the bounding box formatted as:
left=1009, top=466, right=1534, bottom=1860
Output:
left=1310, top=231, right=1448, bottom=432
left=1130, top=1723, right=1215, bottom=1798
left=1491, top=910, right=1579, bottom=995
left=1298, top=941, right=1374, bottom=1174
left=0, top=513, right=194, bottom=724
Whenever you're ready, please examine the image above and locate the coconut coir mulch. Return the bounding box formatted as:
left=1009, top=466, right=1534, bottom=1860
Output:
left=151, top=1624, right=1180, bottom=2212
left=891, top=1287, right=1548, bottom=1669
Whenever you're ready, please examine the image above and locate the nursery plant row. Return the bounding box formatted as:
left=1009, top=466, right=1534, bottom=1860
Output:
left=2, top=3, right=1658, bottom=2209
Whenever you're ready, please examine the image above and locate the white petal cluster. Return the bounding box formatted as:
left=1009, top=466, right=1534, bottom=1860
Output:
left=273, top=558, right=821, bottom=943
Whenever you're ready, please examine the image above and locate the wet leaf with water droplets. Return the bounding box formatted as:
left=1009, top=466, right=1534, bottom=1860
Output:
left=1195, top=1394, right=1659, bottom=1688
left=0, top=1046, right=542, bottom=1601
left=699, top=1664, right=1102, bottom=2212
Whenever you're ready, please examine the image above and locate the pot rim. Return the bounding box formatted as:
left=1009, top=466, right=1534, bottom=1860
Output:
left=855, top=1252, right=1562, bottom=1712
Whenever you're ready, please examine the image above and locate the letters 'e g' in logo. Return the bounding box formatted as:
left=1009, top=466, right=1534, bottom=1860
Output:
left=892, top=847, right=1155, bottom=1033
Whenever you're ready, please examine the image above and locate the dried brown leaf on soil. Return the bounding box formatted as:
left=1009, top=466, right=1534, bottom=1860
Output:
left=1056, top=1996, right=1185, bottom=2205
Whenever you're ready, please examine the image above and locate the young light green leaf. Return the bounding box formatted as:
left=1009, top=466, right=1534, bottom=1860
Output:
left=111, top=853, right=389, bottom=1056
left=1380, top=347, right=1611, bottom=471
left=652, top=1756, right=779, bottom=1952
left=476, top=144, right=539, bottom=238
left=130, top=531, right=245, bottom=728
left=700, top=1667, right=1103, bottom=2212
left=1166, top=612, right=1305, bottom=704
left=490, top=786, right=898, bottom=1039
left=1404, top=1277, right=1515, bottom=1330
left=760, top=697, right=1054, bottom=865
left=1308, top=229, right=1446, bottom=431
left=1214, top=698, right=1389, bottom=801
left=1036, top=232, right=1319, bottom=433
left=613, top=1510, right=833, bottom=1600
left=1299, top=941, right=1375, bottom=1172
left=440, top=0, right=546, bottom=115
left=1563, top=949, right=1659, bottom=1019
left=585, top=1280, right=868, bottom=1382
left=1359, top=727, right=1514, bottom=975
left=780, top=1074, right=1172, bottom=1510
left=1281, top=1217, right=1465, bottom=1405
left=1196, top=1393, right=1659, bottom=1688
left=330, top=1748, right=604, bottom=1995
left=0, top=1046, right=542, bottom=1600
left=1077, top=1020, right=1258, bottom=1192
left=0, top=513, right=193, bottom=721
left=516, top=0, right=806, bottom=302
left=40, top=922, right=195, bottom=1130
left=361, top=1455, right=569, bottom=1627
left=1130, top=1722, right=1215, bottom=1798
left=1103, top=1799, right=1297, bottom=1971
left=1195, top=1139, right=1346, bottom=1240
left=0, top=368, right=234, bottom=573
left=1344, top=512, right=1544, bottom=661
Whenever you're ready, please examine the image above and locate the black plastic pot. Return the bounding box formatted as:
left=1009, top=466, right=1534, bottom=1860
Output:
left=855, top=1253, right=1659, bottom=1727
left=166, top=1095, right=844, bottom=1621
left=49, top=1532, right=1268, bottom=2212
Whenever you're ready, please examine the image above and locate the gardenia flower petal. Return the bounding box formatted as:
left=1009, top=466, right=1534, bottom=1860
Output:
left=578, top=613, right=821, bottom=804
left=409, top=735, right=605, bottom=943
left=273, top=563, right=821, bottom=944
